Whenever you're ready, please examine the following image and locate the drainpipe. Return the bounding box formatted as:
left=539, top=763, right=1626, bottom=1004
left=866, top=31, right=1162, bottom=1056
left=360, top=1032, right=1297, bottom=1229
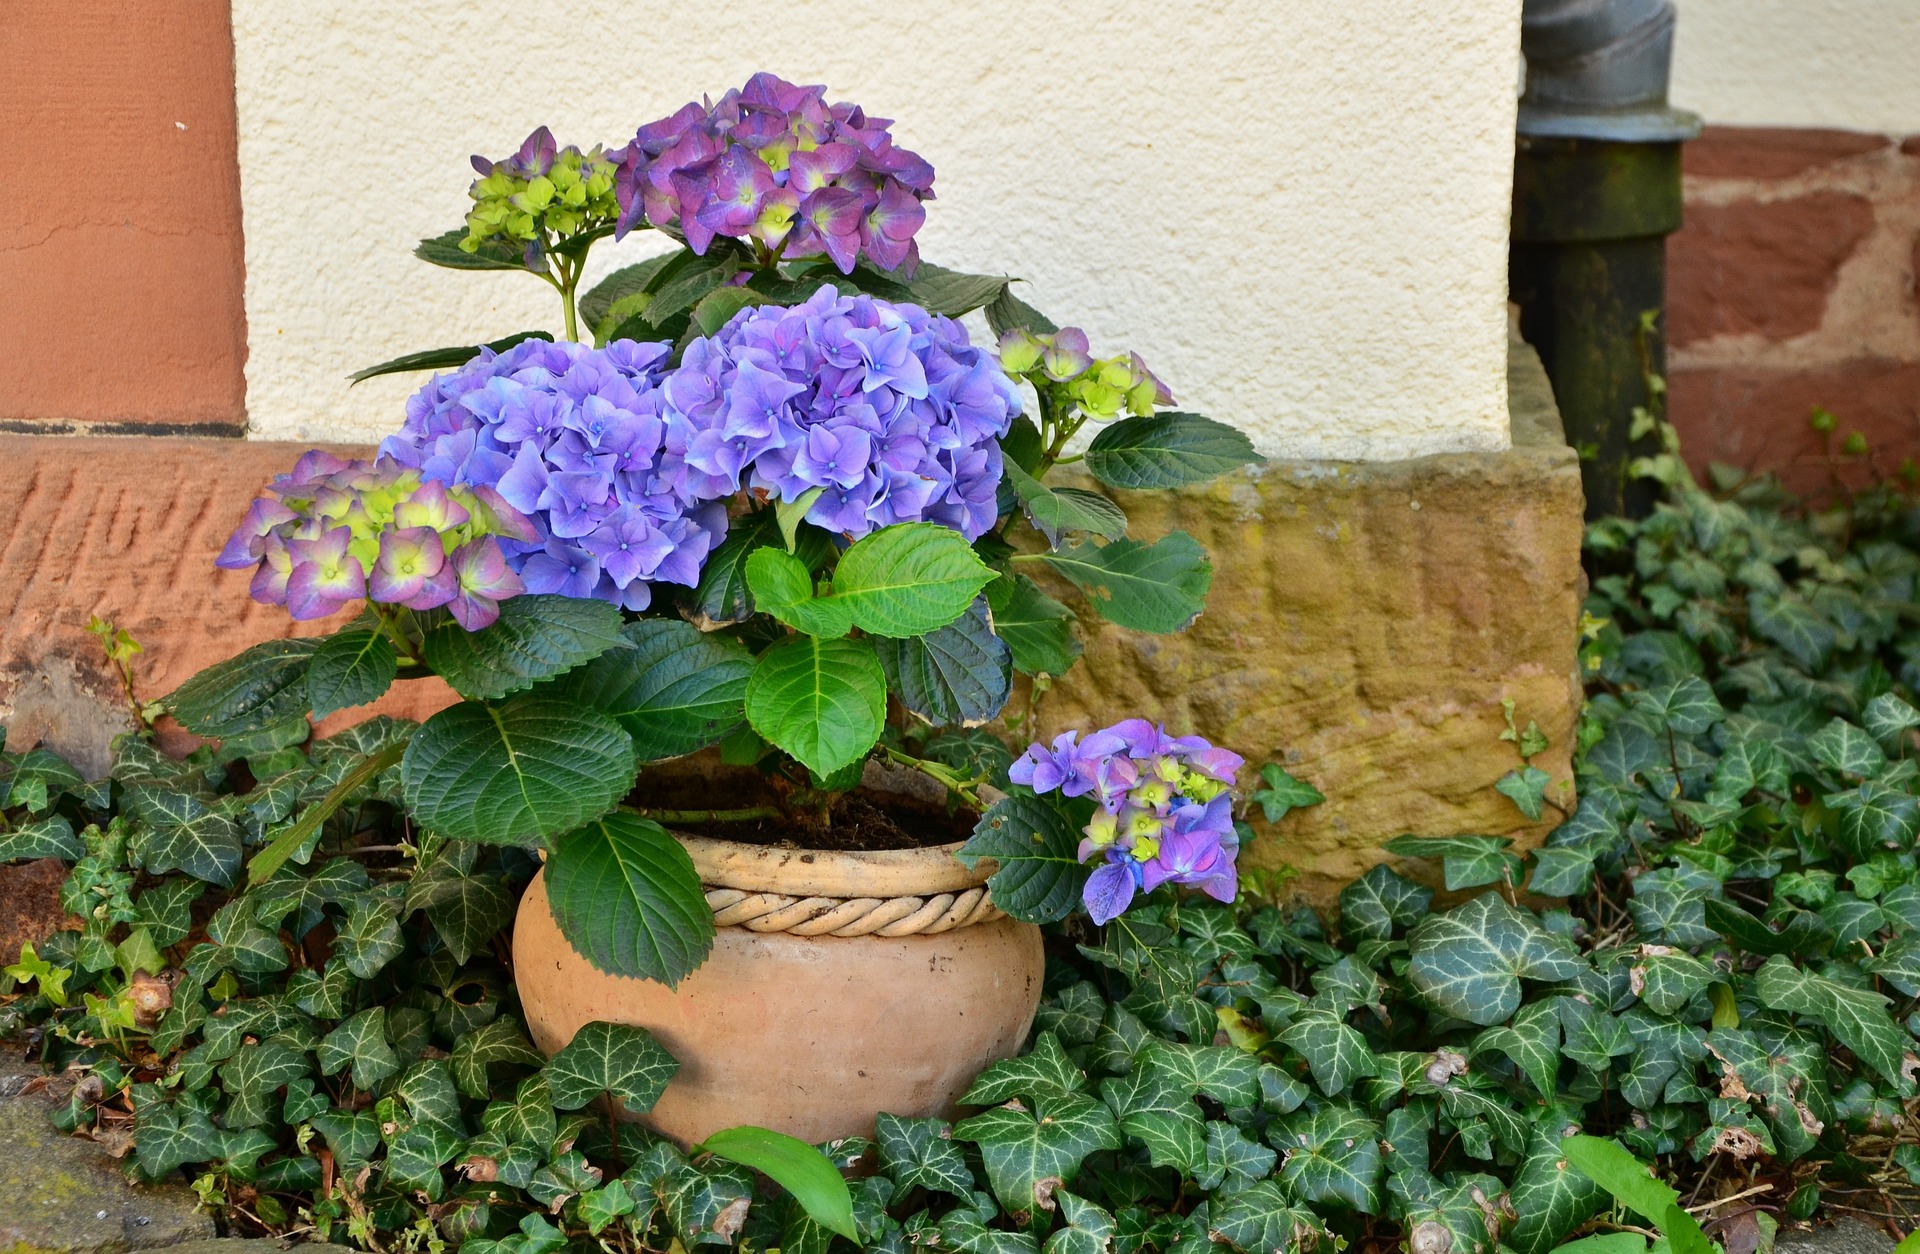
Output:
left=1509, top=0, right=1700, bottom=519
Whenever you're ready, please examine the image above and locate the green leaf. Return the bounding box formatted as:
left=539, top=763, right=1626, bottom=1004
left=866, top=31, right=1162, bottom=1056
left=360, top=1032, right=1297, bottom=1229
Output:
left=1629, top=675, right=1724, bottom=737
left=832, top=523, right=999, bottom=637
left=1143, top=1041, right=1262, bottom=1107
left=1506, top=1123, right=1607, bottom=1254
left=1704, top=1027, right=1825, bottom=1161
left=347, top=331, right=553, bottom=384
left=1386, top=834, right=1523, bottom=892
left=220, top=1039, right=310, bottom=1128
left=1561, top=1136, right=1711, bottom=1254
left=874, top=1113, right=976, bottom=1200
left=1864, top=692, right=1920, bottom=748
left=306, top=630, right=398, bottom=720
left=246, top=741, right=406, bottom=886
left=642, top=251, right=741, bottom=328
left=132, top=1087, right=219, bottom=1178
left=898, top=263, right=1012, bottom=317
left=422, top=871, right=514, bottom=963
left=1275, top=1005, right=1378, bottom=1096
left=1338, top=864, right=1432, bottom=942
left=1472, top=998, right=1561, bottom=1098
left=1406, top=892, right=1584, bottom=1025
left=1197, top=1121, right=1278, bottom=1194
left=962, top=1032, right=1086, bottom=1105
left=1829, top=780, right=1919, bottom=857
left=127, top=786, right=244, bottom=886
left=311, top=1109, right=381, bottom=1168
left=451, top=1016, right=544, bottom=1099
left=1747, top=591, right=1836, bottom=670
left=1631, top=946, right=1715, bottom=1015
left=557, top=619, right=753, bottom=761
left=985, top=573, right=1081, bottom=677
left=1497, top=766, right=1554, bottom=821
left=544, top=1020, right=680, bottom=1113
left=956, top=792, right=1090, bottom=924
left=387, top=1125, right=463, bottom=1199
left=1044, top=1192, right=1117, bottom=1254
left=985, top=287, right=1056, bottom=338
left=743, top=635, right=887, bottom=778
left=699, top=1125, right=857, bottom=1240
left=1005, top=461, right=1127, bottom=548
left=874, top=597, right=1012, bottom=727
left=1809, top=717, right=1887, bottom=778
left=688, top=284, right=764, bottom=337
left=137, top=878, right=204, bottom=947
left=334, top=890, right=404, bottom=978
left=777, top=488, right=827, bottom=552
left=1754, top=953, right=1916, bottom=1093
left=953, top=1092, right=1121, bottom=1213
left=581, top=255, right=678, bottom=337
left=317, top=1007, right=400, bottom=1090
left=414, top=227, right=526, bottom=271
left=1099, top=1066, right=1205, bottom=1172
left=1704, top=897, right=1825, bottom=956
left=1043, top=532, right=1212, bottom=634
left=545, top=813, right=715, bottom=985
left=421, top=594, right=626, bottom=701
left=402, top=695, right=637, bottom=846
left=166, top=638, right=319, bottom=739
left=747, top=547, right=854, bottom=638
left=0, top=815, right=81, bottom=862
left=1208, top=1180, right=1322, bottom=1254
left=1274, top=1104, right=1382, bottom=1211
left=1252, top=764, right=1324, bottom=824
left=1083, top=413, right=1263, bottom=490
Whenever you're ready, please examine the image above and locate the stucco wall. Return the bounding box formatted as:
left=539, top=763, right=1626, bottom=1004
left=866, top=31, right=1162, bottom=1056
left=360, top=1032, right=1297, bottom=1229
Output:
left=1672, top=0, right=1920, bottom=133
left=229, top=0, right=1521, bottom=462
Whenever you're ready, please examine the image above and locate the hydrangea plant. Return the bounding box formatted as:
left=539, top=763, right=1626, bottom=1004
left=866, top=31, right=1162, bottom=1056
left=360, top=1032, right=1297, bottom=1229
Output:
left=179, top=74, right=1265, bottom=991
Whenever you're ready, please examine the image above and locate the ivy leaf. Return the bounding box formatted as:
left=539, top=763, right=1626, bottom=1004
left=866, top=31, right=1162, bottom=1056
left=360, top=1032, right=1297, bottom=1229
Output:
left=556, top=619, right=753, bottom=760
left=1275, top=1005, right=1378, bottom=1096
left=306, top=629, right=398, bottom=720
left=953, top=1093, right=1122, bottom=1213
left=335, top=890, right=405, bottom=978
left=1099, top=1066, right=1205, bottom=1173
left=962, top=1032, right=1086, bottom=1105
left=699, top=1125, right=858, bottom=1241
left=874, top=597, right=1013, bottom=727
left=1496, top=767, right=1554, bottom=821
left=1828, top=781, right=1920, bottom=858
left=166, top=638, right=320, bottom=739
left=421, top=593, right=626, bottom=700
left=1252, top=764, right=1324, bottom=824
left=0, top=815, right=82, bottom=862
left=1338, top=864, right=1432, bottom=942
left=1142, top=1042, right=1262, bottom=1107
left=312, top=1109, right=382, bottom=1168
left=875, top=1112, right=976, bottom=1201
left=545, top=1020, right=680, bottom=1113
left=1043, top=532, right=1213, bottom=635
left=219, top=1039, right=311, bottom=1128
left=1704, top=1027, right=1825, bottom=1161
left=744, top=635, right=887, bottom=778
left=1472, top=998, right=1561, bottom=1098
left=317, top=1007, right=401, bottom=1090
left=423, top=872, right=514, bottom=964
left=1386, top=834, right=1524, bottom=892
left=1528, top=847, right=1596, bottom=897
left=1629, top=676, right=1724, bottom=737
left=1747, top=591, right=1836, bottom=670
left=1557, top=998, right=1634, bottom=1071
left=1083, top=413, right=1263, bottom=490
left=1631, top=946, right=1715, bottom=1015
left=651, top=1149, right=755, bottom=1247
left=1506, top=1123, right=1608, bottom=1254
left=402, top=695, right=637, bottom=846
left=1863, top=693, right=1920, bottom=748
left=1561, top=1136, right=1712, bottom=1254
left=252, top=858, right=369, bottom=932
left=1273, top=1104, right=1383, bottom=1211
left=985, top=574, right=1081, bottom=677
left=1406, top=893, right=1584, bottom=1025
left=1196, top=1121, right=1278, bottom=1194
left=1207, top=1180, right=1323, bottom=1254
left=1044, top=1192, right=1117, bottom=1254
left=452, top=1016, right=545, bottom=1099
left=482, top=1074, right=558, bottom=1152
left=545, top=813, right=715, bottom=986
left=126, top=786, right=243, bottom=886
left=956, top=792, right=1091, bottom=924
left=131, top=1086, right=220, bottom=1178
left=1808, top=718, right=1887, bottom=779
left=831, top=523, right=999, bottom=637
left=136, top=878, right=205, bottom=947
left=387, top=1125, right=464, bottom=1200
left=1754, top=954, right=1917, bottom=1094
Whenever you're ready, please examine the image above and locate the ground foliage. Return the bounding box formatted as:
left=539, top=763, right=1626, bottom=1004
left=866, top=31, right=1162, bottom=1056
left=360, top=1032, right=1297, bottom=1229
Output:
left=11, top=455, right=1920, bottom=1251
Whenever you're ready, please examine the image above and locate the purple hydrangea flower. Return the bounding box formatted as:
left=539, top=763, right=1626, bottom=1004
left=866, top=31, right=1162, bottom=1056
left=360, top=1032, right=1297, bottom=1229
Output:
left=380, top=336, right=730, bottom=611
left=662, top=285, right=1019, bottom=540
left=1014, top=721, right=1246, bottom=923
left=613, top=73, right=935, bottom=275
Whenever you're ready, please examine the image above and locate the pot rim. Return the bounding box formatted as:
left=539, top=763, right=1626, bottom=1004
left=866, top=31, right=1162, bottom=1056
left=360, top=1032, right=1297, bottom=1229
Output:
left=675, top=831, right=988, bottom=898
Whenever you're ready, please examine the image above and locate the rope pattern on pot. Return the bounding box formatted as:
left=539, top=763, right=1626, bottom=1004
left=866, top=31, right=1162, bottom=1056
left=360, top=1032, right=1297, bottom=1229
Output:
left=702, top=886, right=1003, bottom=937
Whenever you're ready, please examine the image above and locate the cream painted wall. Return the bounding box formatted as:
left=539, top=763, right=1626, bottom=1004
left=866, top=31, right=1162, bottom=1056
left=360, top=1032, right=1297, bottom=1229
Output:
left=231, top=1, right=1522, bottom=461
left=1672, top=0, right=1920, bottom=134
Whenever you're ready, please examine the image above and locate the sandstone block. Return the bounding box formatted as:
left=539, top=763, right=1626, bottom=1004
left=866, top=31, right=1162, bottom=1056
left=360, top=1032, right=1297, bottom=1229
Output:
left=1668, top=191, right=1876, bottom=345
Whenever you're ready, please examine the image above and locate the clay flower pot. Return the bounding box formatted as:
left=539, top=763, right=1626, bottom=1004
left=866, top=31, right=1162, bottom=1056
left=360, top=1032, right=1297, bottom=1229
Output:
left=512, top=777, right=1043, bottom=1146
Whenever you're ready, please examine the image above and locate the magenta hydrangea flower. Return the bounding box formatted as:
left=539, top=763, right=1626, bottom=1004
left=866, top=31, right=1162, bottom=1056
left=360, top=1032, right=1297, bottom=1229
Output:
left=613, top=73, right=935, bottom=274
left=1012, top=721, right=1246, bottom=924
left=662, top=285, right=1019, bottom=540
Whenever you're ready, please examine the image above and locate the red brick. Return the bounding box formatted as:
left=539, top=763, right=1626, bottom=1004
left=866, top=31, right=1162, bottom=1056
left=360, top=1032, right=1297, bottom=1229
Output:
left=1668, top=192, right=1876, bottom=345
left=1684, top=125, right=1891, bottom=181
left=1668, top=360, right=1920, bottom=495
left=0, top=1, right=248, bottom=429
left=1900, top=135, right=1920, bottom=158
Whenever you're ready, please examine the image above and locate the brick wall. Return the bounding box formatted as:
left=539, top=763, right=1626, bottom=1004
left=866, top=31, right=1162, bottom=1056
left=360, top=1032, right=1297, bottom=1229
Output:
left=1668, top=126, right=1920, bottom=492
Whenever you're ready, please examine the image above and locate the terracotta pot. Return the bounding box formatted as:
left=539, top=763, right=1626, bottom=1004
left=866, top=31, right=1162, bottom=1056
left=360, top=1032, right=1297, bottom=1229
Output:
left=512, top=776, right=1044, bottom=1146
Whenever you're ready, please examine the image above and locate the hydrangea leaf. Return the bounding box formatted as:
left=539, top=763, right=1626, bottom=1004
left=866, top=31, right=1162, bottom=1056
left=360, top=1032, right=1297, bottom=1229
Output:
left=317, top=1006, right=401, bottom=1091
left=747, top=547, right=855, bottom=639
left=125, top=786, right=244, bottom=887
left=956, top=792, right=1091, bottom=925
left=985, top=573, right=1081, bottom=677
left=875, top=1113, right=976, bottom=1201
left=219, top=1039, right=311, bottom=1128
left=556, top=619, right=753, bottom=760
left=420, top=594, right=626, bottom=701
left=580, top=254, right=678, bottom=336
left=743, top=635, right=887, bottom=778
left=680, top=509, right=781, bottom=626
left=545, top=813, right=714, bottom=985
left=1407, top=892, right=1584, bottom=1025
left=897, top=264, right=1012, bottom=317
left=402, top=695, right=637, bottom=847
left=1273, top=1103, right=1382, bottom=1211
left=953, top=1092, right=1121, bottom=1213
left=1276, top=1005, right=1378, bottom=1096
left=306, top=629, right=399, bottom=720
left=874, top=597, right=1012, bottom=727
left=1754, top=954, right=1916, bottom=1093
left=1207, top=1179, right=1322, bottom=1254
left=545, top=1020, right=680, bottom=1113
left=166, top=637, right=321, bottom=740
left=0, top=815, right=81, bottom=862
left=1043, top=532, right=1212, bottom=635
left=962, top=1032, right=1086, bottom=1105
left=1338, top=863, right=1432, bottom=942
left=1083, top=413, right=1264, bottom=491
left=1099, top=1066, right=1206, bottom=1173
left=1004, top=461, right=1127, bottom=548
left=831, top=523, right=999, bottom=638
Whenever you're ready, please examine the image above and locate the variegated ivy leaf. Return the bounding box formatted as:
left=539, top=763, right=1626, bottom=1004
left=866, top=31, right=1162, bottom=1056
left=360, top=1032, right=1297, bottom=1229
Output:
left=1629, top=674, right=1724, bottom=737
left=1195, top=1120, right=1278, bottom=1194
left=1337, top=863, right=1432, bottom=942
left=317, top=1006, right=400, bottom=1090
left=1863, top=692, right=1920, bottom=749
left=1277, top=1005, right=1378, bottom=1096
left=578, top=1182, right=639, bottom=1236
left=125, top=784, right=244, bottom=887
left=528, top=1148, right=604, bottom=1209
left=1755, top=954, right=1917, bottom=1094
left=394, top=1058, right=465, bottom=1133
left=482, top=1074, right=558, bottom=1152
left=875, top=1112, right=976, bottom=1201
left=0, top=814, right=81, bottom=862
left=1089, top=1003, right=1154, bottom=1076
left=135, top=877, right=204, bottom=947
left=1043, top=1193, right=1116, bottom=1254
left=953, top=1093, right=1122, bottom=1213
left=1505, top=1120, right=1608, bottom=1254
left=287, top=958, right=355, bottom=1019
left=1556, top=997, right=1634, bottom=1072
left=1272, top=1103, right=1382, bottom=1212
left=451, top=1016, right=545, bottom=1099
left=1472, top=998, right=1562, bottom=1098
left=251, top=858, right=370, bottom=933
left=1099, top=1066, right=1205, bottom=1173
left=131, top=1085, right=220, bottom=1179
left=544, top=1019, right=679, bottom=1113
left=961, top=1031, right=1086, bottom=1105
left=1703, top=1026, right=1827, bottom=1161
left=1496, top=766, right=1554, bottom=821
left=311, top=1108, right=382, bottom=1168
left=1828, top=781, right=1920, bottom=859
left=282, top=1076, right=328, bottom=1124
left=1384, top=834, right=1523, bottom=892
left=1630, top=946, right=1716, bottom=1016
left=387, top=1124, right=465, bottom=1200
left=1142, top=1041, right=1262, bottom=1107
left=218, top=1037, right=311, bottom=1128
left=1177, top=904, right=1257, bottom=965
left=1407, top=893, right=1584, bottom=1025
left=1309, top=955, right=1386, bottom=1017
left=649, top=1150, right=755, bottom=1248
left=461, top=1129, right=540, bottom=1189
left=1206, top=1179, right=1324, bottom=1254
left=1389, top=1167, right=1513, bottom=1254
left=335, top=889, right=405, bottom=978
left=1035, top=982, right=1106, bottom=1046
left=1808, top=717, right=1886, bottom=779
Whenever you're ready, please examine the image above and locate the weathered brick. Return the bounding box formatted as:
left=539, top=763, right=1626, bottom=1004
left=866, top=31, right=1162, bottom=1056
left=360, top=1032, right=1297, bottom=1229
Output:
left=1670, top=360, right=1920, bottom=494
left=1684, top=126, right=1890, bottom=182
left=1668, top=191, right=1876, bottom=346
